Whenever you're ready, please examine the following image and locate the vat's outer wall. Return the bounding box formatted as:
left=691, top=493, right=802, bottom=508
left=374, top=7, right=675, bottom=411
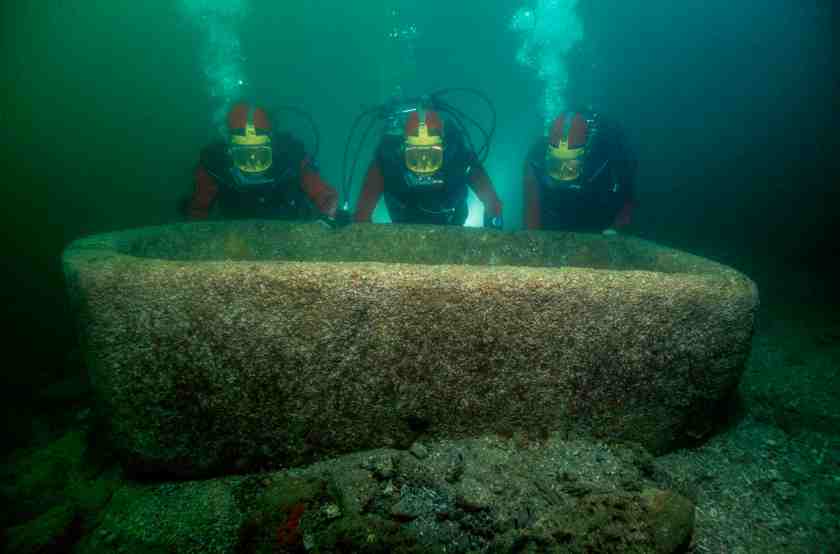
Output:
left=63, top=224, right=758, bottom=477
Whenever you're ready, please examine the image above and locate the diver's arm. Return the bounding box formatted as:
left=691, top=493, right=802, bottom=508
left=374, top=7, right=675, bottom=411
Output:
left=354, top=160, right=385, bottom=223
left=613, top=199, right=634, bottom=228
left=467, top=163, right=503, bottom=219
left=523, top=161, right=541, bottom=230
left=610, top=127, right=637, bottom=229
left=300, top=156, right=338, bottom=217
left=187, top=164, right=219, bottom=220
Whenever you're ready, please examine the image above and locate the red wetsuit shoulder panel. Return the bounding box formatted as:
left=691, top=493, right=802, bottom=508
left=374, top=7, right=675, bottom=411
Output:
left=188, top=163, right=219, bottom=220
left=467, top=162, right=502, bottom=218
left=299, top=157, right=338, bottom=217
left=523, top=160, right=541, bottom=230
left=354, top=159, right=385, bottom=223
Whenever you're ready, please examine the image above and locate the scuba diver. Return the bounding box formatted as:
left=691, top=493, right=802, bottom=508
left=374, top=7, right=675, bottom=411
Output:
left=346, top=90, right=503, bottom=228
left=523, top=110, right=636, bottom=234
left=183, top=102, right=346, bottom=224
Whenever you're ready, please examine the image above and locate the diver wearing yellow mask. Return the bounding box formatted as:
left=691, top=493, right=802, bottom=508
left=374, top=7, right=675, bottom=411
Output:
left=523, top=110, right=636, bottom=234
left=229, top=117, right=273, bottom=175
left=354, top=105, right=503, bottom=228
left=183, top=103, right=339, bottom=222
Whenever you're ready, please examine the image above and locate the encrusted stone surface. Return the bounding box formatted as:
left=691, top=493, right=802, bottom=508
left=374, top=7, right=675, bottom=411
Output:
left=63, top=221, right=758, bottom=477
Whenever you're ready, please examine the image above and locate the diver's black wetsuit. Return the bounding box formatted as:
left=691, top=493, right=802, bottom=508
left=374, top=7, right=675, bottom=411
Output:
left=524, top=115, right=636, bottom=231
left=186, top=132, right=337, bottom=220
left=354, top=128, right=502, bottom=225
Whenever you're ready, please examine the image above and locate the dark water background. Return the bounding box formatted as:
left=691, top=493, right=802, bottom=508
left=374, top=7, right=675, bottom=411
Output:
left=0, top=1, right=836, bottom=450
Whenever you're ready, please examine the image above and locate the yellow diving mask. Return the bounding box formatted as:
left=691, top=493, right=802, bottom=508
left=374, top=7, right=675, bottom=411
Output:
left=404, top=107, right=444, bottom=175
left=231, top=145, right=273, bottom=173
left=546, top=141, right=585, bottom=182
left=404, top=145, right=444, bottom=174
left=230, top=120, right=273, bottom=173
left=545, top=154, right=583, bottom=182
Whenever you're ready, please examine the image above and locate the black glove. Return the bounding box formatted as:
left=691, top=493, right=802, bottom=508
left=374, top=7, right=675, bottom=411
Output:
left=320, top=208, right=353, bottom=229
left=484, top=214, right=503, bottom=230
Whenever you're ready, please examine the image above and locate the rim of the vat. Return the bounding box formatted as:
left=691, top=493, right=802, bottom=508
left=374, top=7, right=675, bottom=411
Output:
left=61, top=222, right=753, bottom=281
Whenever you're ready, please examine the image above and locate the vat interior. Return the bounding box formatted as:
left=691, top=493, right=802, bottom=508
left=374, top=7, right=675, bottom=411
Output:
left=115, top=220, right=701, bottom=274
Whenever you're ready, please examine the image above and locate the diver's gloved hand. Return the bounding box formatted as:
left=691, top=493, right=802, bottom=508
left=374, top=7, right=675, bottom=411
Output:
left=602, top=228, right=618, bottom=236
left=319, top=208, right=353, bottom=229
left=334, top=207, right=353, bottom=227
left=484, top=214, right=503, bottom=230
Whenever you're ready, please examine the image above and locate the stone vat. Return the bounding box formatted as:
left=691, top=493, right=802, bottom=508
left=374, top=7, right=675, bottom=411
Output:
left=63, top=221, right=758, bottom=477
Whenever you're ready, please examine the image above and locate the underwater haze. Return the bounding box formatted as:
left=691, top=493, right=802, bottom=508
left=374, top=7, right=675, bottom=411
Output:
left=1, top=1, right=835, bottom=391
left=1, top=1, right=838, bottom=552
